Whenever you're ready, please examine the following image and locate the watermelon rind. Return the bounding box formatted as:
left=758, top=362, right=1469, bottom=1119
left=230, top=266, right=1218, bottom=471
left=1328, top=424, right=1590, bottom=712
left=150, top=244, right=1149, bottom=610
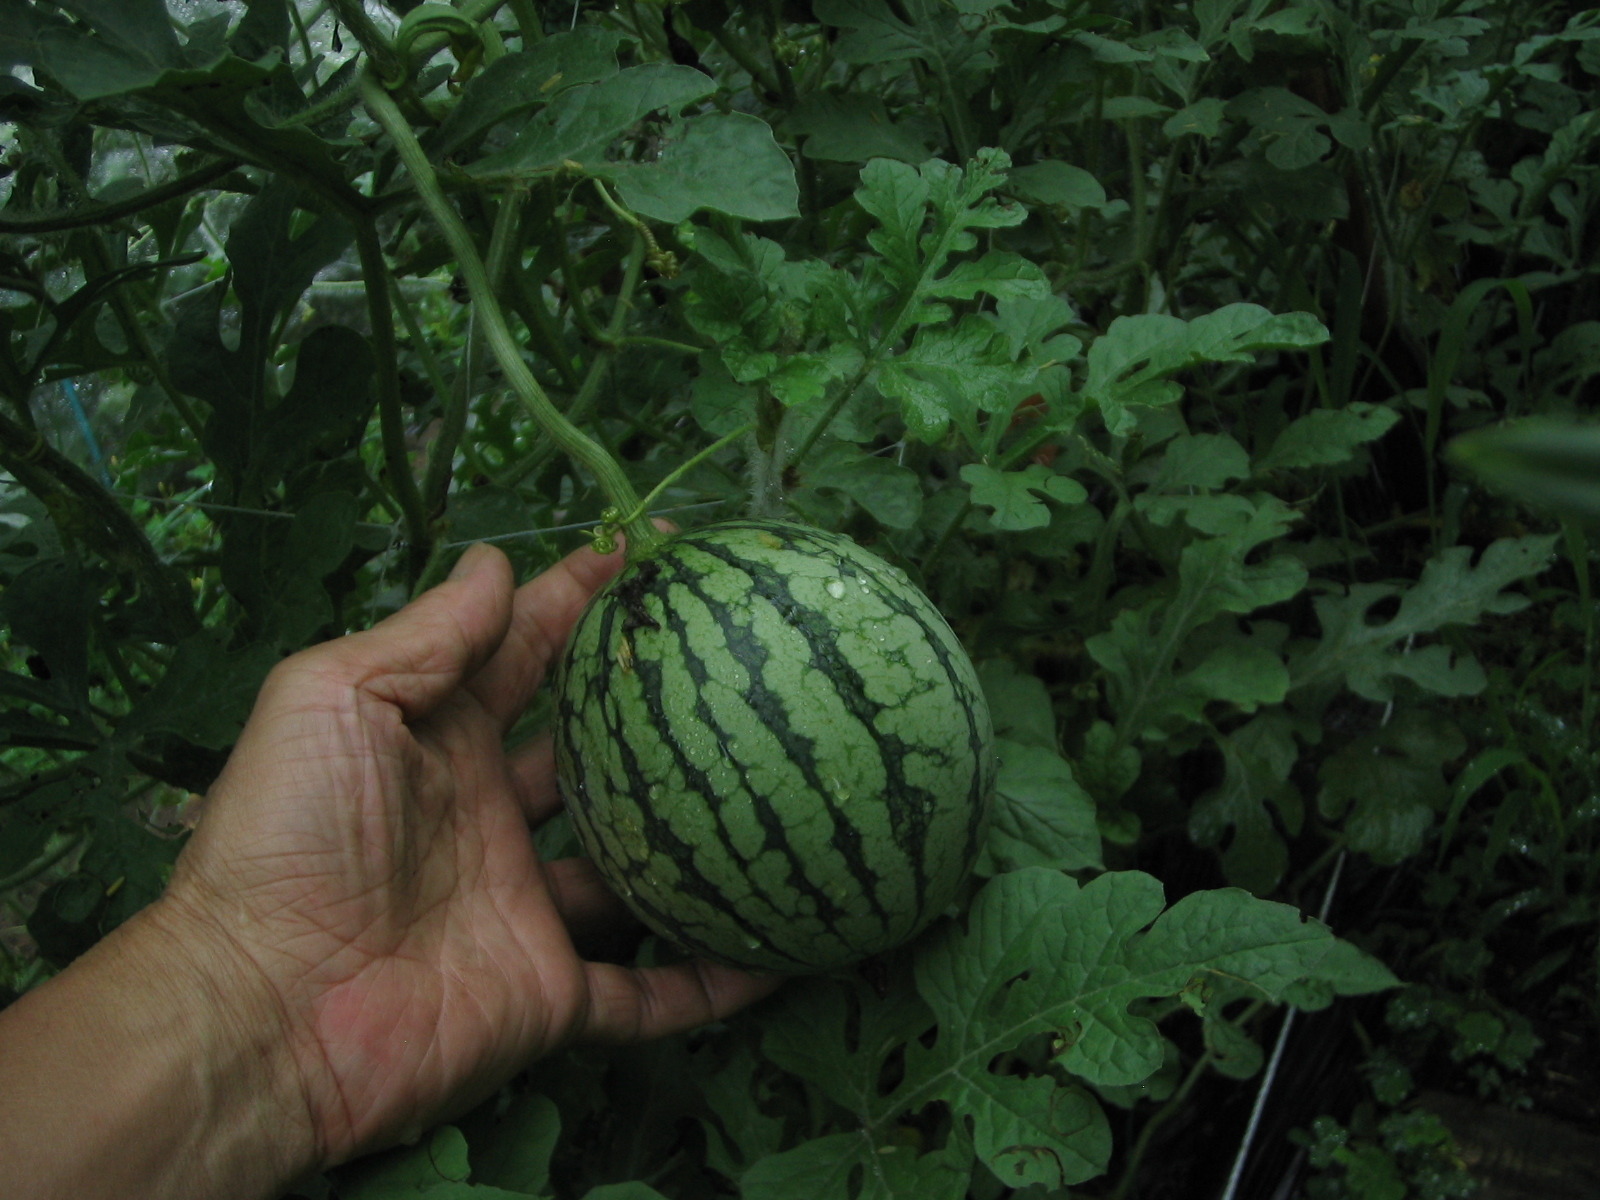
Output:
left=553, top=520, right=995, bottom=972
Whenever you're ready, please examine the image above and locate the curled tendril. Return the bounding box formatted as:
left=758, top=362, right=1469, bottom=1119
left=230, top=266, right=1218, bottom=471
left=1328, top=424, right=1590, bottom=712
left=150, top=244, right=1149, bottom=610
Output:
left=385, top=4, right=486, bottom=90
left=591, top=506, right=627, bottom=555
left=646, top=248, right=681, bottom=278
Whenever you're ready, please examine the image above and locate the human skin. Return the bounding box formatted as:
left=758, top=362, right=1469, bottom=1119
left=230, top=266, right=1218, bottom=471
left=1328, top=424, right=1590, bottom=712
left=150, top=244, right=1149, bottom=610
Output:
left=0, top=539, right=781, bottom=1199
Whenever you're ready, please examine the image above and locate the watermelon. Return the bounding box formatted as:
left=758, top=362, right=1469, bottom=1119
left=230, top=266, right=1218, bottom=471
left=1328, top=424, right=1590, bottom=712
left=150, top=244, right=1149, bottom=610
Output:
left=552, top=519, right=995, bottom=972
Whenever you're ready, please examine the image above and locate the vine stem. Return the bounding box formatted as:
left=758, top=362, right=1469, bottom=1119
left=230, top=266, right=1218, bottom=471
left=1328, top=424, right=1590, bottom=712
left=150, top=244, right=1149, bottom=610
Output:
left=354, top=220, right=432, bottom=578
left=359, top=71, right=664, bottom=558
left=629, top=423, right=754, bottom=522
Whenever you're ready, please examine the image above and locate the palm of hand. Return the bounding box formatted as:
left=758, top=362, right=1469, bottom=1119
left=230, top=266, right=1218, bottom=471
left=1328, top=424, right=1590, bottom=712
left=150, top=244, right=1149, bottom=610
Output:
left=162, top=545, right=777, bottom=1166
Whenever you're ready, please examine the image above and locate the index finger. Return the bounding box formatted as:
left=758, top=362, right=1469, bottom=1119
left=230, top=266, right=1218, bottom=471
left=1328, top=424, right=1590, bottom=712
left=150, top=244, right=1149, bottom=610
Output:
left=465, top=536, right=629, bottom=730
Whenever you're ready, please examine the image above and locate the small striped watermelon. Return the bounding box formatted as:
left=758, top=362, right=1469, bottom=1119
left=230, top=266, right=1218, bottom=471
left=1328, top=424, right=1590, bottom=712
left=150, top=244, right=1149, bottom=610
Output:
left=552, top=519, right=995, bottom=972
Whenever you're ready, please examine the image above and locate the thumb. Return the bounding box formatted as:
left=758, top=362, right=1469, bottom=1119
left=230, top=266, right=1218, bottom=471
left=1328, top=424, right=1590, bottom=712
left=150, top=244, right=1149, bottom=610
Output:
left=296, top=543, right=515, bottom=722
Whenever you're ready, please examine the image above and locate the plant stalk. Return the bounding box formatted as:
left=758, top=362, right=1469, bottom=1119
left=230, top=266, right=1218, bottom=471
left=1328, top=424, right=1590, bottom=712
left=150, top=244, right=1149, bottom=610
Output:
left=360, top=72, right=662, bottom=557
left=354, top=220, right=433, bottom=579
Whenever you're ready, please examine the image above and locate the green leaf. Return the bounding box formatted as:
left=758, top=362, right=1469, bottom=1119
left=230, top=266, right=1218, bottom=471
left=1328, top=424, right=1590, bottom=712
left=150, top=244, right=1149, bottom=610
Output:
left=976, top=659, right=1057, bottom=748
left=690, top=356, right=754, bottom=436
left=55, top=0, right=180, bottom=65
left=460, top=1093, right=560, bottom=1195
left=743, top=1131, right=971, bottom=1200
left=1164, top=97, right=1229, bottom=138
left=257, top=324, right=377, bottom=483
left=229, top=0, right=290, bottom=60
left=763, top=978, right=934, bottom=1115
left=989, top=292, right=1082, bottom=363
left=127, top=633, right=278, bottom=751
left=583, top=1185, right=673, bottom=1200
left=471, top=63, right=716, bottom=177
left=933, top=251, right=1049, bottom=304
left=897, top=869, right=1388, bottom=1187
left=1133, top=432, right=1250, bottom=492
left=1283, top=938, right=1402, bottom=1010
left=878, top=320, right=1021, bottom=442
left=333, top=1126, right=471, bottom=1197
left=1074, top=720, right=1141, bottom=804
left=855, top=149, right=1029, bottom=339
left=1096, top=625, right=1292, bottom=738
left=430, top=28, right=624, bottom=158
left=784, top=92, right=933, bottom=163
left=1230, top=88, right=1350, bottom=169
left=1257, top=403, right=1400, bottom=472
left=769, top=343, right=868, bottom=410
left=442, top=486, right=540, bottom=547
left=139, top=55, right=352, bottom=195
left=0, top=556, right=91, bottom=714
left=1292, top=536, right=1557, bottom=701
left=0, top=0, right=65, bottom=73
left=1102, top=95, right=1171, bottom=120
left=0, top=776, right=87, bottom=881
left=1189, top=711, right=1304, bottom=893
left=803, top=444, right=924, bottom=529
left=816, top=0, right=986, bottom=77
left=1088, top=496, right=1307, bottom=741
left=1008, top=161, right=1108, bottom=211
left=598, top=113, right=799, bottom=222
left=980, top=739, right=1104, bottom=874
left=961, top=462, right=1087, bottom=531
left=1085, top=305, right=1327, bottom=436
left=1448, top=419, right=1600, bottom=523
left=28, top=0, right=183, bottom=98
left=187, top=179, right=353, bottom=418
left=1319, top=709, right=1467, bottom=864
left=695, top=1042, right=786, bottom=1176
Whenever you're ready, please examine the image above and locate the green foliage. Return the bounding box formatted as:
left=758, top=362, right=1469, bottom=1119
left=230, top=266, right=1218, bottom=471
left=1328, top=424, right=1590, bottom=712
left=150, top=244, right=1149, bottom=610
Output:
left=4, top=0, right=1600, bottom=1195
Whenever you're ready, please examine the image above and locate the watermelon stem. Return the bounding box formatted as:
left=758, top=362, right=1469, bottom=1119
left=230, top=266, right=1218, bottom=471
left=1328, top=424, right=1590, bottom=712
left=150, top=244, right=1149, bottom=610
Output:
left=625, top=423, right=755, bottom=532
left=359, top=71, right=666, bottom=558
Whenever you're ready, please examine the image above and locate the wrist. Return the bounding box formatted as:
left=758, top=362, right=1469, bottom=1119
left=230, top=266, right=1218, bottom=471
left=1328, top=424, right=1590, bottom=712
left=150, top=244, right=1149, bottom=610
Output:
left=0, top=898, right=320, bottom=1200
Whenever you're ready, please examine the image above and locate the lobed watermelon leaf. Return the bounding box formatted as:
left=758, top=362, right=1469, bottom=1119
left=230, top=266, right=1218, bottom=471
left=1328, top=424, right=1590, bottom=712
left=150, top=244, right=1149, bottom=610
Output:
left=750, top=869, right=1396, bottom=1195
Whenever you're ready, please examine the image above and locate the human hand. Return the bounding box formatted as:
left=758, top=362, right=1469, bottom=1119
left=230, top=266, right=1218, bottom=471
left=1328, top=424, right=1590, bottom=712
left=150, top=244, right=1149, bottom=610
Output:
left=157, top=539, right=780, bottom=1172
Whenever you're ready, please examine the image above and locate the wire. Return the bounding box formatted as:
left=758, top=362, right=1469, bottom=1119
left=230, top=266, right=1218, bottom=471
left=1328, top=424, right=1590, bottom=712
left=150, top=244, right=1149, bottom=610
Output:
left=1216, top=850, right=1349, bottom=1200
left=132, top=489, right=726, bottom=547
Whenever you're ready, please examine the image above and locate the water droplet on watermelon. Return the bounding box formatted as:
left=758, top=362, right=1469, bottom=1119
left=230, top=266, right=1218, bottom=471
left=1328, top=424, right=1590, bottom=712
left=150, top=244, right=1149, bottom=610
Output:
left=826, top=578, right=847, bottom=599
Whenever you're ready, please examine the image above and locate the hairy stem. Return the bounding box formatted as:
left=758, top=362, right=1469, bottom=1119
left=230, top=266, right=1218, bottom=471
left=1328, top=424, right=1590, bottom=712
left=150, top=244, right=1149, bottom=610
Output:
left=361, top=72, right=661, bottom=556
left=423, top=188, right=528, bottom=516
left=355, top=219, right=433, bottom=579
left=0, top=159, right=241, bottom=235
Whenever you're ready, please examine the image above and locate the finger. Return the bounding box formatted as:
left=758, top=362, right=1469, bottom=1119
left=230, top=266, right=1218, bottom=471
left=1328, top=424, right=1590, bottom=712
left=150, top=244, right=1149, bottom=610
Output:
left=576, top=959, right=785, bottom=1044
left=507, top=730, right=562, bottom=825
left=470, top=524, right=667, bottom=732
left=281, top=542, right=514, bottom=723
left=544, top=857, right=642, bottom=958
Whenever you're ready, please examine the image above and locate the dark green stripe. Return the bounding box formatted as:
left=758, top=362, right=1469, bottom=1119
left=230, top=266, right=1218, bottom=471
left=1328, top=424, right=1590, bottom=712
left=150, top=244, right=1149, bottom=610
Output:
left=664, top=531, right=938, bottom=920
left=649, top=556, right=898, bottom=932
left=556, top=520, right=993, bottom=967
left=745, top=522, right=994, bottom=869
left=628, top=607, right=862, bottom=963
left=583, top=584, right=819, bottom=966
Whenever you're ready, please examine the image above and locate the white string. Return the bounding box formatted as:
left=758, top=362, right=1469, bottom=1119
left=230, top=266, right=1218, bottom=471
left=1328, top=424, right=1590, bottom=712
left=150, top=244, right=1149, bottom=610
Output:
left=1217, top=849, right=1348, bottom=1200
left=1218, top=631, right=1411, bottom=1198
